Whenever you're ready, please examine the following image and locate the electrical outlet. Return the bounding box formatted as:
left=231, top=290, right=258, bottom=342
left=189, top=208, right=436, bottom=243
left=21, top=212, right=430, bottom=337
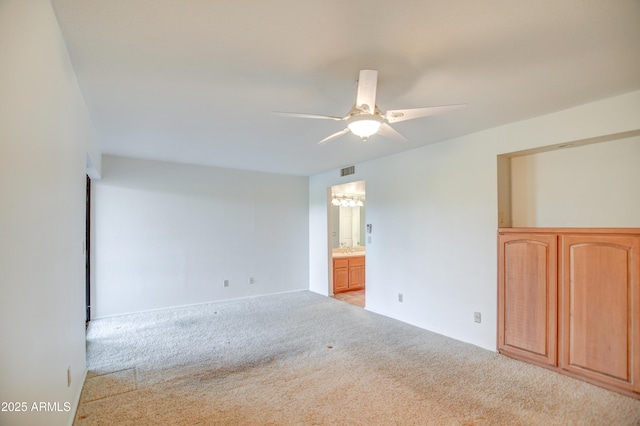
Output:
left=223, top=280, right=229, bottom=287
left=474, top=312, right=481, bottom=323
left=249, top=277, right=255, bottom=285
left=398, top=293, right=403, bottom=303
left=67, top=367, right=71, bottom=387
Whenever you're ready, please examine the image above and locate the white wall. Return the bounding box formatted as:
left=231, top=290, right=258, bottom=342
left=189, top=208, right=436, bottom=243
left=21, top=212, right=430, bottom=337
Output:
left=0, top=1, right=99, bottom=425
left=511, top=135, right=640, bottom=227
left=309, top=90, right=640, bottom=351
left=93, top=156, right=309, bottom=317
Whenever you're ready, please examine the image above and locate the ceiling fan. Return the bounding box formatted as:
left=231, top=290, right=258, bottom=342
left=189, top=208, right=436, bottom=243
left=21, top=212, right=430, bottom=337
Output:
left=274, top=70, right=467, bottom=145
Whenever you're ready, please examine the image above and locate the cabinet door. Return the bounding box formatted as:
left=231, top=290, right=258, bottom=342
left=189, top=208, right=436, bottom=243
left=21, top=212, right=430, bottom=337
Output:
left=349, top=265, right=365, bottom=290
left=560, top=235, right=640, bottom=393
left=498, top=233, right=558, bottom=366
left=348, top=257, right=365, bottom=290
left=333, top=258, right=349, bottom=294
left=334, top=268, right=349, bottom=293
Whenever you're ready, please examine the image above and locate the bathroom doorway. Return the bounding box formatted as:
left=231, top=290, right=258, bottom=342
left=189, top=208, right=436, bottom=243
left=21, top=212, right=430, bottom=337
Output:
left=328, top=180, right=366, bottom=308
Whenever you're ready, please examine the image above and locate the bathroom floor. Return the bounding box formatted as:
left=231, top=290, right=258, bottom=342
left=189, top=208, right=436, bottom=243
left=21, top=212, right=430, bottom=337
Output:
left=333, top=289, right=365, bottom=308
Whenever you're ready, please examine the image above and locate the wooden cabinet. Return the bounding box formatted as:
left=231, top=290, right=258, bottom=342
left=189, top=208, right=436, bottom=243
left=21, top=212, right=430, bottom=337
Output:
left=333, top=255, right=365, bottom=294
left=498, top=228, right=640, bottom=398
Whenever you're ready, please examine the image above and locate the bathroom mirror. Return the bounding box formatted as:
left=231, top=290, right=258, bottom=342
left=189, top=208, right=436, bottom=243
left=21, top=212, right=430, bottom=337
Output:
left=331, top=205, right=366, bottom=248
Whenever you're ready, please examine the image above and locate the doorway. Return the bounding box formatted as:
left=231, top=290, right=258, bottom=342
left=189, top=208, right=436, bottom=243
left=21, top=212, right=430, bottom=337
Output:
left=328, top=180, right=366, bottom=308
left=85, top=175, right=91, bottom=325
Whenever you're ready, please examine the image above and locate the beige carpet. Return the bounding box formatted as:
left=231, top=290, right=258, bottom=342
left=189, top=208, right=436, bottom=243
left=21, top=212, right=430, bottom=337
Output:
left=75, top=291, right=640, bottom=425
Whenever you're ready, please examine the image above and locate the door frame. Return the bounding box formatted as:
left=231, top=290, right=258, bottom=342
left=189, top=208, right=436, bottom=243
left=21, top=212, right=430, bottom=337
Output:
left=85, top=175, right=91, bottom=325
left=327, top=180, right=366, bottom=298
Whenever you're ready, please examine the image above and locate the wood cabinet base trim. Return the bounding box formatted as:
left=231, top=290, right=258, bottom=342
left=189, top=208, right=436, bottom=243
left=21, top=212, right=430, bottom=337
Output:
left=499, top=351, right=640, bottom=400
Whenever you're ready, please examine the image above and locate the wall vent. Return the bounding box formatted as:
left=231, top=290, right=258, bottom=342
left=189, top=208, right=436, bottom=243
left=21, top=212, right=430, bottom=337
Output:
left=340, top=166, right=355, bottom=177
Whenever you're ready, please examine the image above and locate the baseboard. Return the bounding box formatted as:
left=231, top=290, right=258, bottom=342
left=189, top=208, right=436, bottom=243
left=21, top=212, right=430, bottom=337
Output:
left=92, top=288, right=309, bottom=320
left=68, top=367, right=88, bottom=426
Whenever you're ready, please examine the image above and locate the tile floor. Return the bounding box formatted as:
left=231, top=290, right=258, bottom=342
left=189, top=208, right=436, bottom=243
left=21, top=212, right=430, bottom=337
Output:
left=333, top=289, right=365, bottom=308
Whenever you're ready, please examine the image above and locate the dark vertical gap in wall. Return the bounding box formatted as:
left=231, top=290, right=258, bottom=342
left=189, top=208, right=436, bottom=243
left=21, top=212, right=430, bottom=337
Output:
left=85, top=175, right=91, bottom=326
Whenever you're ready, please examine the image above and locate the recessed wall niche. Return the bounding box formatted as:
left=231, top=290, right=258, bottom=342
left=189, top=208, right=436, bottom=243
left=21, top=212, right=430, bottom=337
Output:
left=497, top=131, right=640, bottom=228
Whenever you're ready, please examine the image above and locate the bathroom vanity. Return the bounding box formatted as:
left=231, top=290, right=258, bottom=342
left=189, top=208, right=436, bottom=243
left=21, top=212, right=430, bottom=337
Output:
left=332, top=251, right=365, bottom=294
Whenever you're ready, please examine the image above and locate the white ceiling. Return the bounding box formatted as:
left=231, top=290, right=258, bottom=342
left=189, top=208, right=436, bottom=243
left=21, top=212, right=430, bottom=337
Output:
left=51, top=0, right=640, bottom=176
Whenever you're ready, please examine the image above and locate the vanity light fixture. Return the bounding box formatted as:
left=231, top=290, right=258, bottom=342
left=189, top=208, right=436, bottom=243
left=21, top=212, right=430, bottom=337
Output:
left=331, top=195, right=365, bottom=208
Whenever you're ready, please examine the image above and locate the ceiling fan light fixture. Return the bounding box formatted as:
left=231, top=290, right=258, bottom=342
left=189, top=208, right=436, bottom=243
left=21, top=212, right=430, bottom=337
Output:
left=347, top=115, right=383, bottom=140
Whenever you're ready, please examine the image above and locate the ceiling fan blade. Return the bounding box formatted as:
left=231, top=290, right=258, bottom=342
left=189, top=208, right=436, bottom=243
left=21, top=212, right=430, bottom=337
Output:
left=317, top=128, right=350, bottom=145
left=385, top=104, right=468, bottom=124
left=377, top=123, right=409, bottom=142
left=355, top=70, right=378, bottom=114
left=273, top=111, right=343, bottom=121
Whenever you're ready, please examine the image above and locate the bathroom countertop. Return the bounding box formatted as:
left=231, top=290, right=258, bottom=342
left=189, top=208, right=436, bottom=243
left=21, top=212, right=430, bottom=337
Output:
left=332, top=250, right=366, bottom=258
